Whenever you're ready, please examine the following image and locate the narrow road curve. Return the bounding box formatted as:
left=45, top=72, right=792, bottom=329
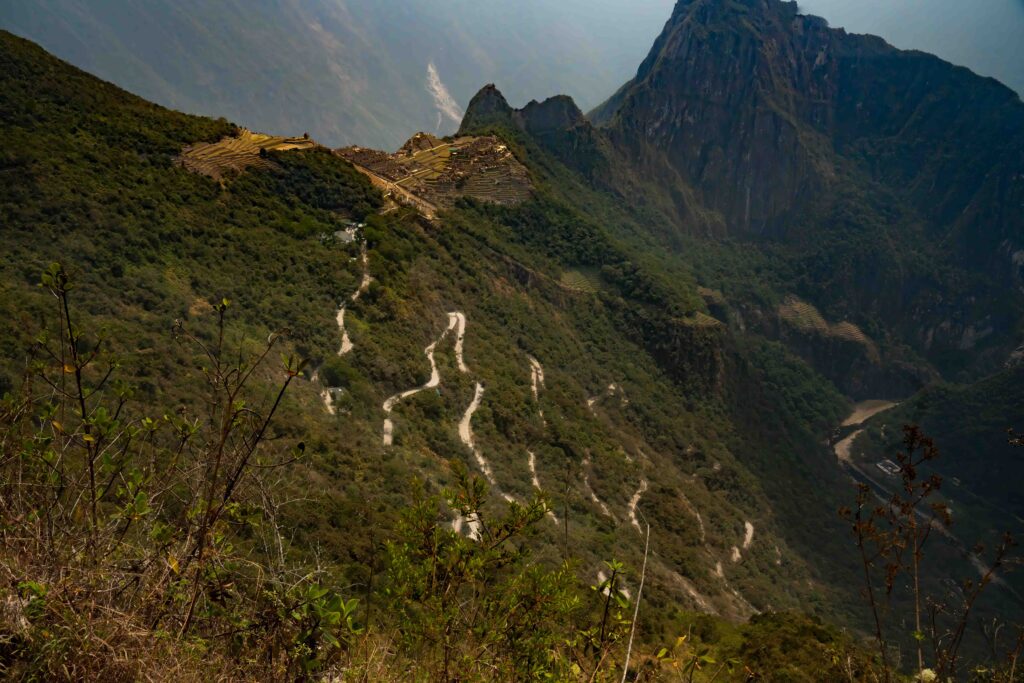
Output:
left=528, top=356, right=546, bottom=424
left=597, top=569, right=632, bottom=600
left=381, top=313, right=459, bottom=446
left=337, top=244, right=373, bottom=357
left=310, top=370, right=336, bottom=416
left=677, top=483, right=706, bottom=543
left=528, top=450, right=559, bottom=524
left=582, top=454, right=614, bottom=520
left=458, top=382, right=495, bottom=484
left=317, top=243, right=372, bottom=414
left=742, top=521, right=755, bottom=550
left=451, top=513, right=481, bottom=540
left=451, top=312, right=468, bottom=373
left=525, top=356, right=558, bottom=525
left=628, top=479, right=649, bottom=534
left=586, top=382, right=621, bottom=413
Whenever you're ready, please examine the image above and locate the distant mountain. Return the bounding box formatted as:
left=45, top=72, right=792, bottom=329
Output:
left=580, top=0, right=1024, bottom=384
left=0, top=0, right=674, bottom=150
left=799, top=0, right=1024, bottom=97
left=456, top=1, right=1024, bottom=644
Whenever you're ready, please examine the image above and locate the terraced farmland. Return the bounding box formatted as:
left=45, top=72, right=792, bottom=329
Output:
left=336, top=133, right=532, bottom=215
left=559, top=268, right=602, bottom=293
left=779, top=295, right=879, bottom=359
left=179, top=129, right=318, bottom=180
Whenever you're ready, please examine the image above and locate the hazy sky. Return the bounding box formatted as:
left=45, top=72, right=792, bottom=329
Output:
left=799, top=0, right=1024, bottom=96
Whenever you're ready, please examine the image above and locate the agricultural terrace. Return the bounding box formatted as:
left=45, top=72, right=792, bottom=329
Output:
left=179, top=128, right=318, bottom=180
left=336, top=132, right=532, bottom=214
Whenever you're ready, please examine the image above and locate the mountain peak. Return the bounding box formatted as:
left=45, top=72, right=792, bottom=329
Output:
left=518, top=95, right=585, bottom=133
left=458, top=84, right=514, bottom=134
left=459, top=86, right=587, bottom=138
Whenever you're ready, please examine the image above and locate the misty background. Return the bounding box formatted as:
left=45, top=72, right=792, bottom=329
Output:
left=800, top=0, right=1024, bottom=96
left=1, top=0, right=1020, bottom=149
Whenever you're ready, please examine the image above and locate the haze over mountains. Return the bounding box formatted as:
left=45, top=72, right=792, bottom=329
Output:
left=0, top=0, right=675, bottom=149
left=2, top=0, right=1022, bottom=152
left=800, top=0, right=1024, bottom=96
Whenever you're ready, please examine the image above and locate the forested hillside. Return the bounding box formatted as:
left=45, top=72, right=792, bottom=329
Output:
left=2, top=0, right=1024, bottom=678
left=0, top=29, right=891, bottom=680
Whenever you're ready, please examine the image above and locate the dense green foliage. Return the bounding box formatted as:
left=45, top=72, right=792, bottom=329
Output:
left=1, top=24, right=1023, bottom=681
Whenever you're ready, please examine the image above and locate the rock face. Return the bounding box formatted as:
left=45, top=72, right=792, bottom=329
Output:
left=597, top=0, right=1024, bottom=252
left=587, top=0, right=1024, bottom=377
left=600, top=0, right=837, bottom=235
left=458, top=84, right=516, bottom=133
left=459, top=0, right=1024, bottom=381
left=460, top=86, right=612, bottom=180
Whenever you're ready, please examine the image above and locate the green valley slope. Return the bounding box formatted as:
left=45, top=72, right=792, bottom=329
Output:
left=0, top=28, right=872, bottom=668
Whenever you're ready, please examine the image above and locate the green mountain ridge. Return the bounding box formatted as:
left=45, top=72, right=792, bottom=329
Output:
left=2, top=0, right=1024, bottom=676
left=0, top=29, right=869, bottom=680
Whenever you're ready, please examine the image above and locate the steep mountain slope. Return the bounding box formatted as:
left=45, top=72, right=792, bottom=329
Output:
left=0, top=28, right=874, bottom=656
left=0, top=0, right=674, bottom=149
left=450, top=0, right=1024, bottom=657
left=4, top=1, right=1024, bottom=674
left=583, top=0, right=1024, bottom=387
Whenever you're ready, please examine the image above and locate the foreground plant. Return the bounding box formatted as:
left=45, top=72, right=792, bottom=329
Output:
left=843, top=425, right=1022, bottom=682
left=0, top=264, right=358, bottom=681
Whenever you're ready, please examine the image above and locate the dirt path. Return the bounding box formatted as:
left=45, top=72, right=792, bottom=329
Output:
left=729, top=521, right=755, bottom=563
left=310, top=370, right=336, bottom=416
left=524, top=356, right=558, bottom=524
left=458, top=382, right=495, bottom=484
left=743, top=521, right=755, bottom=550
left=582, top=455, right=614, bottom=519
left=337, top=308, right=353, bottom=355
left=834, top=429, right=862, bottom=463
left=316, top=244, right=372, bottom=414
left=528, top=451, right=559, bottom=524
left=382, top=314, right=459, bottom=446
left=628, top=479, right=649, bottom=534
left=336, top=244, right=372, bottom=358
left=451, top=312, right=468, bottom=373
left=842, top=399, right=897, bottom=427
left=834, top=400, right=899, bottom=463
left=587, top=382, right=621, bottom=413
left=451, top=514, right=482, bottom=540
left=528, top=356, right=546, bottom=423
left=597, top=569, right=632, bottom=600
left=678, top=484, right=707, bottom=543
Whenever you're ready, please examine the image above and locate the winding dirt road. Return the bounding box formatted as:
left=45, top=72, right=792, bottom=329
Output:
left=458, top=382, right=495, bottom=484
left=381, top=313, right=459, bottom=446
left=587, top=382, right=621, bottom=413
left=628, top=479, right=649, bottom=534
left=582, top=455, right=614, bottom=519
left=528, top=451, right=559, bottom=524
left=336, top=245, right=373, bottom=358
left=528, top=356, right=546, bottom=424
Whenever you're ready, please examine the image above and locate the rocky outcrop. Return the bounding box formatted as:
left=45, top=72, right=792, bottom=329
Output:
left=588, top=0, right=1024, bottom=377
left=460, top=85, right=615, bottom=181
left=597, top=0, right=1024, bottom=251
